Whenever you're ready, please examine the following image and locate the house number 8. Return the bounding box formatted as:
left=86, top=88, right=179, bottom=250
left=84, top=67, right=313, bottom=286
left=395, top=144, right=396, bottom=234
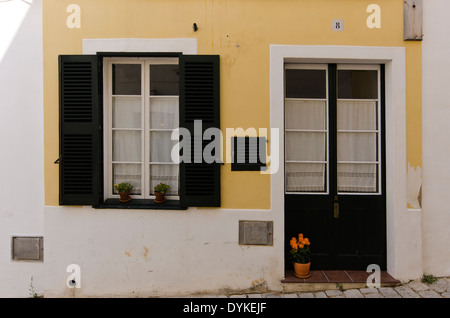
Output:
left=332, top=19, right=344, bottom=31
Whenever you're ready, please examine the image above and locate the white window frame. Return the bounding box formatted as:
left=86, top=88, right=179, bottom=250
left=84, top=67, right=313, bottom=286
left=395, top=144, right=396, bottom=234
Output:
left=103, top=57, right=180, bottom=200
left=284, top=63, right=330, bottom=194
left=336, top=64, right=382, bottom=195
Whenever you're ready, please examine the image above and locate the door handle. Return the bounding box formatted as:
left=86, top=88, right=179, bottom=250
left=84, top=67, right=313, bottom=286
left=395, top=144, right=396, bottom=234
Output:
left=334, top=202, right=339, bottom=219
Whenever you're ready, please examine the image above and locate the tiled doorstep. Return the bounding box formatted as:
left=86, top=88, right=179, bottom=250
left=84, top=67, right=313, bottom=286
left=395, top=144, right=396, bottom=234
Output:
left=282, top=270, right=400, bottom=284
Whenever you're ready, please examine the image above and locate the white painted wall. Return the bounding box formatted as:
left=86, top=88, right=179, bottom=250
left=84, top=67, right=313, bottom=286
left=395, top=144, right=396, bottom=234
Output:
left=0, top=0, right=44, bottom=297
left=44, top=206, right=282, bottom=297
left=422, top=0, right=450, bottom=277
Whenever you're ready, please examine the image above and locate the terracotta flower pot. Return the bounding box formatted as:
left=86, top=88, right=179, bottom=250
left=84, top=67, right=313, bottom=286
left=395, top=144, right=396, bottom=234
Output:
left=154, top=191, right=166, bottom=203
left=293, top=262, right=311, bottom=278
left=119, top=190, right=131, bottom=203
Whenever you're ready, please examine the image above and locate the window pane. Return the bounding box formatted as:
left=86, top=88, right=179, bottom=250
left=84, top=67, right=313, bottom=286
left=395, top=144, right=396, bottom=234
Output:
left=337, top=100, right=377, bottom=130
left=150, top=164, right=179, bottom=196
left=285, top=100, right=326, bottom=130
left=113, top=163, right=141, bottom=195
left=337, top=132, right=377, bottom=162
left=150, top=65, right=179, bottom=96
left=285, top=132, right=326, bottom=161
left=338, top=163, right=377, bottom=193
left=150, top=131, right=177, bottom=162
left=285, top=69, right=326, bottom=99
left=285, top=163, right=326, bottom=192
left=112, top=130, right=141, bottom=162
left=113, top=64, right=141, bottom=95
left=113, top=97, right=141, bottom=129
left=338, top=70, right=377, bottom=99
left=150, top=97, right=179, bottom=129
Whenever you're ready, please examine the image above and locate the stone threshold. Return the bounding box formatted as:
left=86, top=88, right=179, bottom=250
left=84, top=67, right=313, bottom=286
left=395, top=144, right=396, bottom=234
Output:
left=281, top=270, right=401, bottom=293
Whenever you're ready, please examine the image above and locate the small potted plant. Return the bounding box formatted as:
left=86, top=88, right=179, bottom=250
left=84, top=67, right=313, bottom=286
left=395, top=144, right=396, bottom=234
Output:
left=289, top=233, right=311, bottom=278
left=154, top=183, right=170, bottom=203
left=114, top=182, right=133, bottom=203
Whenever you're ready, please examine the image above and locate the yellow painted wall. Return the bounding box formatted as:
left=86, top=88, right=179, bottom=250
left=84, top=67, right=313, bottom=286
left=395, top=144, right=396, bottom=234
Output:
left=43, top=0, right=422, bottom=209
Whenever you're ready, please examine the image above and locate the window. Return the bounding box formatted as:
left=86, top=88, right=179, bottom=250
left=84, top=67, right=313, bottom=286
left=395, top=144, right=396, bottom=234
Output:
left=58, top=53, right=220, bottom=208
left=104, top=58, right=180, bottom=200
left=284, top=63, right=382, bottom=194
left=231, top=136, right=267, bottom=171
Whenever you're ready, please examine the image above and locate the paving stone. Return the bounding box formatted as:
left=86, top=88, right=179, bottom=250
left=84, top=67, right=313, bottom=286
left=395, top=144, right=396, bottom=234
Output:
left=298, top=292, right=315, bottom=298
left=394, top=286, right=420, bottom=298
left=407, top=280, right=430, bottom=292
left=325, top=289, right=344, bottom=297
left=360, top=287, right=380, bottom=294
left=418, top=290, right=442, bottom=298
left=429, top=279, right=450, bottom=293
left=247, top=293, right=263, bottom=298
left=364, top=292, right=384, bottom=298
left=378, top=287, right=401, bottom=298
left=441, top=292, right=450, bottom=298
left=280, top=293, right=298, bottom=298
left=314, top=291, right=327, bottom=298
left=343, top=289, right=364, bottom=298
left=263, top=293, right=281, bottom=298
left=229, top=294, right=247, bottom=298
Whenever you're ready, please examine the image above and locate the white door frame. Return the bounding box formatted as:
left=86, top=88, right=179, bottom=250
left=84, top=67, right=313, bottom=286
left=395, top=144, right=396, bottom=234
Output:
left=270, top=45, right=421, bottom=280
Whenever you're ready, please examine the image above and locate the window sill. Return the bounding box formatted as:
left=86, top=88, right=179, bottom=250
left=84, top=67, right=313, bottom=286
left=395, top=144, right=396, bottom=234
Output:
left=96, top=199, right=187, bottom=210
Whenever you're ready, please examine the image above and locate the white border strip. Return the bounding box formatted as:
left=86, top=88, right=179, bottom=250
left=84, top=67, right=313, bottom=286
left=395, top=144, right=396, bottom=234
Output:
left=83, top=38, right=198, bottom=55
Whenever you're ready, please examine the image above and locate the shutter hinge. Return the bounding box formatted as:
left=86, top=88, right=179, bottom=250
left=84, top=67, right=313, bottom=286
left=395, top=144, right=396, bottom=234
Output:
left=54, top=156, right=62, bottom=164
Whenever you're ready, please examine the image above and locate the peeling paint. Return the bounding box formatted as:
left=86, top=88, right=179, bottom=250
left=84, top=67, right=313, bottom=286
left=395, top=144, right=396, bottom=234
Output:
left=407, top=163, right=422, bottom=209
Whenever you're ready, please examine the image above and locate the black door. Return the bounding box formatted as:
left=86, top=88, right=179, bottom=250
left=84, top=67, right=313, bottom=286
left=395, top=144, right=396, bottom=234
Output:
left=284, top=64, right=386, bottom=270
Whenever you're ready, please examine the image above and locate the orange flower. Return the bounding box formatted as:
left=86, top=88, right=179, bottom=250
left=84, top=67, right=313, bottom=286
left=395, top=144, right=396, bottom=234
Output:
left=290, top=237, right=298, bottom=250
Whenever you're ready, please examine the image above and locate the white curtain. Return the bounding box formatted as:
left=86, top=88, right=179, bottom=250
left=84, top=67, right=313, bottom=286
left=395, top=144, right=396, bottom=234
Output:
left=149, top=164, right=179, bottom=196
left=337, top=100, right=378, bottom=193
left=285, top=163, right=326, bottom=192
left=113, top=163, right=142, bottom=195
left=113, top=96, right=141, bottom=129
left=150, top=97, right=179, bottom=129
left=111, top=96, right=180, bottom=197
left=285, top=100, right=327, bottom=192
left=284, top=99, right=378, bottom=193
left=149, top=97, right=179, bottom=196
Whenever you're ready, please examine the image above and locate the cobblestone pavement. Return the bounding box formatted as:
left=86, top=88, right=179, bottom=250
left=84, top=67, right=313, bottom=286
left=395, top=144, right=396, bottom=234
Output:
left=192, top=277, right=450, bottom=298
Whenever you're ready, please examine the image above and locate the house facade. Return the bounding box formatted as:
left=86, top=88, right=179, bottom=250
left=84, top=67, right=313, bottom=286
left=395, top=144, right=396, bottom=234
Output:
left=1, top=0, right=450, bottom=297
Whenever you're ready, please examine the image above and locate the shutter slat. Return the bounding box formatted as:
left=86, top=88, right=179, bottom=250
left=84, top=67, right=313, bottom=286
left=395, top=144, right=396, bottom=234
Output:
left=180, top=55, right=220, bottom=207
left=59, top=55, right=100, bottom=205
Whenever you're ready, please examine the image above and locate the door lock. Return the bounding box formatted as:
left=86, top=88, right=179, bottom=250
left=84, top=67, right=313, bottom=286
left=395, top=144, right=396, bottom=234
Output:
left=334, top=202, right=339, bottom=219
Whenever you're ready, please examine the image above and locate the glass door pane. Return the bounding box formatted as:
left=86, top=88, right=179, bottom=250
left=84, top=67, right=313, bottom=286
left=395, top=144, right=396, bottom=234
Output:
left=337, top=68, right=380, bottom=193
left=284, top=65, right=328, bottom=193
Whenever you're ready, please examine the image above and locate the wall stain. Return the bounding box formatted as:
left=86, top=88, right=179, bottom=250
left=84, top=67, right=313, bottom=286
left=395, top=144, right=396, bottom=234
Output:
left=143, top=246, right=149, bottom=260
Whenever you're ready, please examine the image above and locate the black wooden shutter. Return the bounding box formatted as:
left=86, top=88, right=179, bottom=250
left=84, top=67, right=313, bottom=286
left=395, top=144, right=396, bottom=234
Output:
left=58, top=55, right=101, bottom=205
left=179, top=55, right=220, bottom=207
